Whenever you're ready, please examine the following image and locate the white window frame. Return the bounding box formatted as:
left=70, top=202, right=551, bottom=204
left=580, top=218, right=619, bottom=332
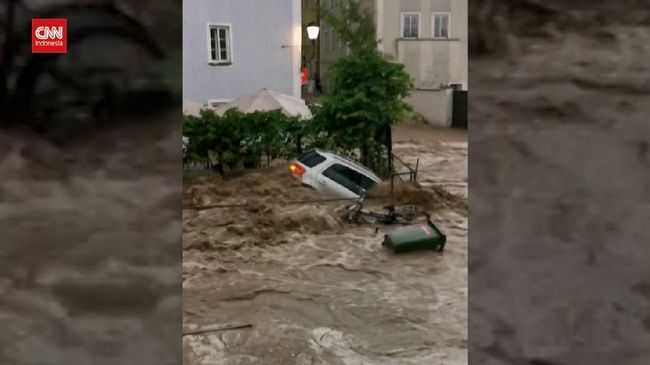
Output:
left=431, top=13, right=451, bottom=39
left=400, top=12, right=420, bottom=39
left=207, top=23, right=233, bottom=65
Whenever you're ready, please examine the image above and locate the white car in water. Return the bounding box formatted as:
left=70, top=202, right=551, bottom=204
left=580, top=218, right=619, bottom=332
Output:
left=290, top=149, right=381, bottom=199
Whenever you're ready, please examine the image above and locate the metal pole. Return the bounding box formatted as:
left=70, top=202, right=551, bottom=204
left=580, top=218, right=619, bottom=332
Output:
left=387, top=125, right=393, bottom=175
left=187, top=195, right=393, bottom=211
left=316, top=0, right=321, bottom=83
left=387, top=125, right=394, bottom=193
left=414, top=158, right=419, bottom=182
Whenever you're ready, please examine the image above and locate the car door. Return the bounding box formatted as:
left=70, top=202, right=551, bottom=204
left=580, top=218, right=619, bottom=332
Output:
left=318, top=163, right=365, bottom=199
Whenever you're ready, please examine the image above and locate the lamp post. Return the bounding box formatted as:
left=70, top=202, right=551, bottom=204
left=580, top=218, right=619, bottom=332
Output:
left=306, top=22, right=319, bottom=64
left=306, top=23, right=320, bottom=41
left=305, top=21, right=319, bottom=94
left=315, top=0, right=321, bottom=91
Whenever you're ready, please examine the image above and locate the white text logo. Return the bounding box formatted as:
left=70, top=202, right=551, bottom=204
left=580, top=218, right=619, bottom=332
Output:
left=35, top=26, right=64, bottom=40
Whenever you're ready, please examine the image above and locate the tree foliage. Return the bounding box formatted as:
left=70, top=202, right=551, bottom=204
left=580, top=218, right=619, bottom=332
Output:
left=321, top=1, right=377, bottom=56
left=183, top=109, right=303, bottom=172
left=316, top=0, right=413, bottom=175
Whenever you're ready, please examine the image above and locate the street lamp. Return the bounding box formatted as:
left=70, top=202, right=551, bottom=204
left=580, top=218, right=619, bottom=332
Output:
left=305, top=18, right=321, bottom=94
left=306, top=23, right=320, bottom=40
left=305, top=22, right=320, bottom=67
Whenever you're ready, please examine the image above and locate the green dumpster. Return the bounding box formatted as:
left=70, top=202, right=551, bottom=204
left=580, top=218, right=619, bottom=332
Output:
left=382, top=220, right=446, bottom=253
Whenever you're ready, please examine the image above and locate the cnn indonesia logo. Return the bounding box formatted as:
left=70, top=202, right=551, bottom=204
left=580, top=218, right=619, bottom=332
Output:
left=32, top=19, right=67, bottom=53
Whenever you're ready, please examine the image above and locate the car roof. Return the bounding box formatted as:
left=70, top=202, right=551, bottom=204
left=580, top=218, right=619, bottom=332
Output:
left=313, top=149, right=381, bottom=181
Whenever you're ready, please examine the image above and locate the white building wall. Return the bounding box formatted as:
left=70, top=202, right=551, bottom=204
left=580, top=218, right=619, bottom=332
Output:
left=183, top=0, right=302, bottom=106
left=407, top=89, right=452, bottom=126
left=376, top=0, right=467, bottom=126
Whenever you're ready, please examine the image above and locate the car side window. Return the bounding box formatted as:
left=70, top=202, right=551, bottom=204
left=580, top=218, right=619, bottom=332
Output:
left=322, top=163, right=368, bottom=195
left=347, top=168, right=376, bottom=191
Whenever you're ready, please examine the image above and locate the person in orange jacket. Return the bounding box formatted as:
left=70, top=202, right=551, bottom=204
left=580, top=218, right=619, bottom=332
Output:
left=300, top=65, right=309, bottom=87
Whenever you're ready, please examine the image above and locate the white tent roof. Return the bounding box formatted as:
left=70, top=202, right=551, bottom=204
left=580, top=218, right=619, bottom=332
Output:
left=215, top=89, right=312, bottom=119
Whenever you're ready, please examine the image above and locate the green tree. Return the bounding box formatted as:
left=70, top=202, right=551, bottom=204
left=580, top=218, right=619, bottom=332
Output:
left=316, top=0, right=413, bottom=175
left=321, top=0, right=377, bottom=56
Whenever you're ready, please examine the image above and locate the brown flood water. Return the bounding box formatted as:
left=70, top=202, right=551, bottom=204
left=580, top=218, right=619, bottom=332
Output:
left=0, top=121, right=182, bottom=365
left=183, top=124, right=468, bottom=364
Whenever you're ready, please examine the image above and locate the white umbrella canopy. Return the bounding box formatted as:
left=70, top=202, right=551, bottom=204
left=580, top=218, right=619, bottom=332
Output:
left=215, top=89, right=312, bottom=119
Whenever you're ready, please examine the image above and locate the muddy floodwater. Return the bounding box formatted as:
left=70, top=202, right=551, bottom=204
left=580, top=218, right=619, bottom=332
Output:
left=0, top=121, right=182, bottom=365
left=182, top=124, right=468, bottom=364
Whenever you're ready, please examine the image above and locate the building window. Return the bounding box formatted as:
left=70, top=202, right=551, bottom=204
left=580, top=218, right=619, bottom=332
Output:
left=401, top=13, right=419, bottom=38
left=208, top=24, right=231, bottom=64
left=323, top=28, right=332, bottom=50
left=432, top=13, right=450, bottom=39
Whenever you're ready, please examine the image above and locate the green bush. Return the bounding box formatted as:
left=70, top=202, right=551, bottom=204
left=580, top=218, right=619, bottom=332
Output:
left=314, top=0, right=414, bottom=176
left=183, top=108, right=305, bottom=172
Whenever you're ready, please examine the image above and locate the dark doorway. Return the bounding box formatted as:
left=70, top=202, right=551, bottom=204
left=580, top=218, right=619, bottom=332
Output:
left=451, top=87, right=468, bottom=129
